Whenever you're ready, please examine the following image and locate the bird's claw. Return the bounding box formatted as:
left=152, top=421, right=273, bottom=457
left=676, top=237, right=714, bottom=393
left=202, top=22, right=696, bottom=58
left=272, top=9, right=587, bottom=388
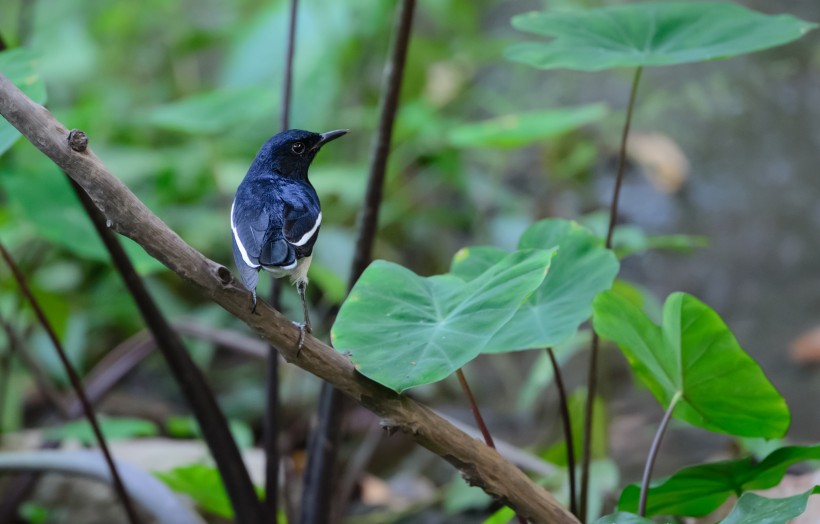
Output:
left=293, top=321, right=312, bottom=357
left=250, top=291, right=258, bottom=315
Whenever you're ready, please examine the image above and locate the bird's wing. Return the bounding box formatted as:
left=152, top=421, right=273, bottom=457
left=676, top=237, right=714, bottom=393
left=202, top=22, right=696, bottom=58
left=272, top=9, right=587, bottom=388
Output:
left=231, top=200, right=269, bottom=267
left=283, top=204, right=321, bottom=257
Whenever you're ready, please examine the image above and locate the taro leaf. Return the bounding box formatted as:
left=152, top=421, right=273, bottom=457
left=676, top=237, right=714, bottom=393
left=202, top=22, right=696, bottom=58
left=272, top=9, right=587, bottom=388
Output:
left=722, top=487, right=820, bottom=524
left=451, top=219, right=619, bottom=353
left=332, top=249, right=556, bottom=392
left=506, top=2, right=816, bottom=72
left=593, top=513, right=653, bottom=524
left=0, top=49, right=47, bottom=155
left=447, top=104, right=607, bottom=149
left=618, top=445, right=820, bottom=517
left=593, top=291, right=789, bottom=438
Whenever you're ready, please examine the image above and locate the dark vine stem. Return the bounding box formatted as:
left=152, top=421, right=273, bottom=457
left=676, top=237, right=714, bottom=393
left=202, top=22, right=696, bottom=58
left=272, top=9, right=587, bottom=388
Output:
left=546, top=347, right=577, bottom=518
left=579, top=65, right=643, bottom=523
left=68, top=180, right=265, bottom=524
left=264, top=0, right=300, bottom=517
left=456, top=368, right=526, bottom=524
left=455, top=369, right=496, bottom=448
left=0, top=242, right=141, bottom=524
left=300, top=2, right=416, bottom=523
left=638, top=391, right=681, bottom=516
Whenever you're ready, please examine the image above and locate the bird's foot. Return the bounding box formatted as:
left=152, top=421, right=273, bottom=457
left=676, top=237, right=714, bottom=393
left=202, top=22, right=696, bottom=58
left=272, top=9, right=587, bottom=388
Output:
left=250, top=291, right=258, bottom=315
left=293, top=321, right=312, bottom=357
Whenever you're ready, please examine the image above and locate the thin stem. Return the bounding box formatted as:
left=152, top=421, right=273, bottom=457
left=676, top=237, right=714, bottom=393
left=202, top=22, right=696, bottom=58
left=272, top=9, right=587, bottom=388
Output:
left=456, top=368, right=527, bottom=524
left=265, top=0, right=299, bottom=515
left=280, top=0, right=298, bottom=131
left=638, top=391, right=681, bottom=516
left=301, top=2, right=416, bottom=523
left=580, top=66, right=643, bottom=522
left=605, top=66, right=643, bottom=249
left=0, top=242, right=141, bottom=524
left=546, top=348, right=577, bottom=518
left=455, top=369, right=495, bottom=448
left=68, top=180, right=265, bottom=524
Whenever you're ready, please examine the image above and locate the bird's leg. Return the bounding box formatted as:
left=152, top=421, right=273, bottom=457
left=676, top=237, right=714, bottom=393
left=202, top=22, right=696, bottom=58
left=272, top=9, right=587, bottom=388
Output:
left=250, top=289, right=258, bottom=314
left=296, top=280, right=311, bottom=356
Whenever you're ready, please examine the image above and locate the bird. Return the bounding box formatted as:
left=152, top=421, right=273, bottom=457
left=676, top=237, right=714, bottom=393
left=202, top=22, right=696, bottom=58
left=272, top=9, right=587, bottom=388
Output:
left=230, top=128, right=347, bottom=351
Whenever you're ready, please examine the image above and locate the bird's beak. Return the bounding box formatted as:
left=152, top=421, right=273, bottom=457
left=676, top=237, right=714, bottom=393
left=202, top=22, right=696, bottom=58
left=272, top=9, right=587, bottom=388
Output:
left=313, top=129, right=348, bottom=151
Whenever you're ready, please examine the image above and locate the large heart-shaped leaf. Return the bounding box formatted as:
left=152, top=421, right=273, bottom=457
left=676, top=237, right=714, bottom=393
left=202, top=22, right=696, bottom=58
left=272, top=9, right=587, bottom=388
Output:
left=722, top=487, right=820, bottom=524
left=593, top=291, right=789, bottom=438
left=447, top=104, right=607, bottom=149
left=332, top=249, right=555, bottom=392
left=506, top=2, right=816, bottom=71
left=618, top=445, right=820, bottom=517
left=451, top=219, right=619, bottom=353
left=0, top=49, right=47, bottom=155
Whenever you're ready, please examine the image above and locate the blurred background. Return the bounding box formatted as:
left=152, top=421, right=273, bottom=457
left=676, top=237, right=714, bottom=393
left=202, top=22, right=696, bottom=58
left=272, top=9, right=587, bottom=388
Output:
left=0, top=0, right=818, bottom=522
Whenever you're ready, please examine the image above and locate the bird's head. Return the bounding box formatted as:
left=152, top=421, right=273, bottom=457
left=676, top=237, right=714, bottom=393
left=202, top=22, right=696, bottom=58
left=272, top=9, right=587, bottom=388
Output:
left=251, top=128, right=347, bottom=180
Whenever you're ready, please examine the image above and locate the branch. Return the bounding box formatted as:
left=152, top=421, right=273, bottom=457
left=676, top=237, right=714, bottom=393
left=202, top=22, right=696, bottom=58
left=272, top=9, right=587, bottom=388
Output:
left=0, top=72, right=578, bottom=524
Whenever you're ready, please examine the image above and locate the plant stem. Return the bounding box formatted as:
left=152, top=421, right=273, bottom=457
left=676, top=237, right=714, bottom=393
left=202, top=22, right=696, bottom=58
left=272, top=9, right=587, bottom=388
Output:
left=300, top=2, right=415, bottom=523
left=546, top=348, right=577, bottom=518
left=606, top=66, right=643, bottom=248
left=580, top=66, right=643, bottom=522
left=68, top=181, right=265, bottom=524
left=455, top=368, right=496, bottom=448
left=639, top=391, right=681, bottom=516
left=456, top=368, right=527, bottom=524
left=0, top=242, right=141, bottom=524
left=265, top=0, right=300, bottom=516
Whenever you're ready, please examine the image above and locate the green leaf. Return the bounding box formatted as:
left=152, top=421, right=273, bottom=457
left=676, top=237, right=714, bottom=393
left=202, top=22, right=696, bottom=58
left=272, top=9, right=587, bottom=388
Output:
left=483, top=506, right=516, bottom=524
left=506, top=2, right=816, bottom=71
left=0, top=49, right=48, bottom=155
left=594, top=291, right=789, bottom=438
left=447, top=104, right=607, bottom=149
left=0, top=169, right=165, bottom=273
left=722, top=487, right=820, bottom=524
left=144, top=86, right=275, bottom=135
left=593, top=513, right=654, bottom=524
left=47, top=417, right=158, bottom=445
left=618, top=445, right=820, bottom=516
left=155, top=464, right=234, bottom=518
left=451, top=219, right=619, bottom=353
left=580, top=212, right=709, bottom=259
left=165, top=416, right=254, bottom=449
left=332, top=249, right=556, bottom=392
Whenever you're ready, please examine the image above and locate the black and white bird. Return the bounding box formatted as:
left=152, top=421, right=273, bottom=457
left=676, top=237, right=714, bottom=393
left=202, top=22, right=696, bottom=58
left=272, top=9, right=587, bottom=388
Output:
left=230, top=128, right=347, bottom=346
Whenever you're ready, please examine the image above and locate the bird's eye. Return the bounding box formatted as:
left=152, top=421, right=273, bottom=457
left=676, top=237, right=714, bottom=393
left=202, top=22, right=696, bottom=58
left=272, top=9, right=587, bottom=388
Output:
left=291, top=142, right=306, bottom=155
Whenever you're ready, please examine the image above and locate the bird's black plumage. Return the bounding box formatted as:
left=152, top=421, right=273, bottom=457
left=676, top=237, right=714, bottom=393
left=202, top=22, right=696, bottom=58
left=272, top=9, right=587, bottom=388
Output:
left=231, top=129, right=346, bottom=314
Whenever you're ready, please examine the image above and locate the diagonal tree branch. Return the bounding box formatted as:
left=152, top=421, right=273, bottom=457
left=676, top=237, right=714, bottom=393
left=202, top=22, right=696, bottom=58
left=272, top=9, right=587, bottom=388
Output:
left=0, top=72, right=577, bottom=524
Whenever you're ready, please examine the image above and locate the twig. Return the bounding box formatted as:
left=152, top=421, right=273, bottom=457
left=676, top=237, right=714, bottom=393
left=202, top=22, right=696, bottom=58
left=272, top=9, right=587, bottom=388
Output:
left=580, top=66, right=643, bottom=522
left=0, top=72, right=578, bottom=523
left=546, top=348, right=577, bottom=518
left=638, top=391, right=681, bottom=516
left=0, top=242, right=141, bottom=524
left=302, top=2, right=417, bottom=523
left=66, top=178, right=266, bottom=524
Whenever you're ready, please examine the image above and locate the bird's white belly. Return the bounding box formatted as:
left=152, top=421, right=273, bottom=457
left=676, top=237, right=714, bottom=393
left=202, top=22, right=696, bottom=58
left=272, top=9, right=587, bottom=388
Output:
left=264, top=255, right=312, bottom=285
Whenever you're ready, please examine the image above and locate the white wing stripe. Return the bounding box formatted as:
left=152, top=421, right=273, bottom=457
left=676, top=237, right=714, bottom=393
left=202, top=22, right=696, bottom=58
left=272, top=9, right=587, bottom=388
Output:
left=231, top=201, right=261, bottom=268
left=292, top=212, right=322, bottom=247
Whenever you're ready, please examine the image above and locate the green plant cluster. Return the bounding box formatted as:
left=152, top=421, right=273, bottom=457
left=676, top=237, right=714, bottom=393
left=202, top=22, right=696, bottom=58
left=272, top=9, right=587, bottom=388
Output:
left=1, top=1, right=818, bottom=523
